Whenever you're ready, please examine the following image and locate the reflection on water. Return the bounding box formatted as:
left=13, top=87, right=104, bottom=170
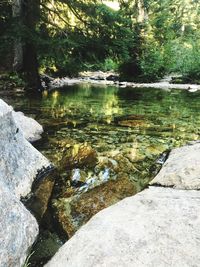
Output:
left=3, top=84, right=200, bottom=180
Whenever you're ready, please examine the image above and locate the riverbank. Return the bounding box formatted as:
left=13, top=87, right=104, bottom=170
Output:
left=49, top=72, right=200, bottom=91
left=1, top=71, right=200, bottom=92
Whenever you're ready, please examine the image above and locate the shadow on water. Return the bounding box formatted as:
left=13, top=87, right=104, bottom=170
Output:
left=1, top=84, right=200, bottom=266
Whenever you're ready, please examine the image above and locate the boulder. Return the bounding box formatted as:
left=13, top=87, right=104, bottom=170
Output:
left=45, top=187, right=200, bottom=267
left=150, top=142, right=200, bottom=189
left=0, top=99, right=43, bottom=142
left=0, top=182, right=38, bottom=267
left=0, top=110, right=51, bottom=197
left=0, top=99, right=52, bottom=267
left=12, top=111, right=43, bottom=142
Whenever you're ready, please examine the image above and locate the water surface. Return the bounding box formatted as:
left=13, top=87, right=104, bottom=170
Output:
left=3, top=84, right=199, bottom=174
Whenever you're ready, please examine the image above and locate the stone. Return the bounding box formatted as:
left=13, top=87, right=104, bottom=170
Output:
left=25, top=172, right=56, bottom=222
left=12, top=111, right=43, bottom=142
left=0, top=98, right=13, bottom=115
left=0, top=98, right=43, bottom=142
left=150, top=142, right=200, bottom=189
left=0, top=182, right=38, bottom=267
left=0, top=99, right=51, bottom=267
left=116, top=115, right=151, bottom=128
left=0, top=109, right=51, bottom=198
left=61, top=143, right=98, bottom=170
left=53, top=174, right=137, bottom=237
left=45, top=187, right=200, bottom=267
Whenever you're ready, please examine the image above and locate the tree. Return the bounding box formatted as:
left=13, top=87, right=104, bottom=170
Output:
left=1, top=0, right=200, bottom=85
left=12, top=0, right=42, bottom=91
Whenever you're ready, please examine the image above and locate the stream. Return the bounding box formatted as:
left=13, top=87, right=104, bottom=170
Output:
left=1, top=83, right=200, bottom=266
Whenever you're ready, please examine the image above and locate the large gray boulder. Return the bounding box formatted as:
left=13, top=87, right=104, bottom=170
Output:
left=0, top=182, right=38, bottom=267
left=0, top=110, right=50, bottom=197
left=0, top=100, right=52, bottom=266
left=45, top=187, right=200, bottom=267
left=151, top=142, right=200, bottom=189
left=0, top=99, right=43, bottom=142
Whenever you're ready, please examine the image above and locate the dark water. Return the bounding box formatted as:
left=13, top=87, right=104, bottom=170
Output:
left=1, top=84, right=200, bottom=266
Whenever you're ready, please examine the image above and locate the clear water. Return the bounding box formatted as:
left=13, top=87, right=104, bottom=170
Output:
left=3, top=84, right=200, bottom=173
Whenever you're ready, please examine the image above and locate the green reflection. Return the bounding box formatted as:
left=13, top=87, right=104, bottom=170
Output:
left=3, top=84, right=200, bottom=181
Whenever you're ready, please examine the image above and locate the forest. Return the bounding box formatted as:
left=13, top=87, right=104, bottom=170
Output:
left=0, top=0, right=200, bottom=90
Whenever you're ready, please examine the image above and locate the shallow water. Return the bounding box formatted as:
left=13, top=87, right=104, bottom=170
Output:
left=2, top=84, right=200, bottom=200
left=3, top=84, right=200, bottom=169
left=2, top=84, right=200, bottom=265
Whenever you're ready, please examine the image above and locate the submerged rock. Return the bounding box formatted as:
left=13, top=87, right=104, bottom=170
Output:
left=45, top=187, right=200, bottom=267
left=0, top=99, right=43, bottom=142
left=25, top=171, right=56, bottom=223
left=61, top=143, right=98, bottom=170
left=0, top=182, right=38, bottom=267
left=150, top=142, right=200, bottom=189
left=53, top=174, right=137, bottom=237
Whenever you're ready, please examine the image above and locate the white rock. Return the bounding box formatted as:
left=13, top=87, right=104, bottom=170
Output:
left=0, top=99, right=49, bottom=267
left=0, top=182, right=38, bottom=267
left=0, top=99, right=43, bottom=142
left=45, top=187, right=200, bottom=267
left=0, top=110, right=50, bottom=198
left=0, top=98, right=12, bottom=115
left=13, top=111, right=43, bottom=142
left=151, top=142, right=200, bottom=189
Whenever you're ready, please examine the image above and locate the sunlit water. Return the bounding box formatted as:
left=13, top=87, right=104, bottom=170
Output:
left=2, top=84, right=200, bottom=190
left=3, top=84, right=199, bottom=171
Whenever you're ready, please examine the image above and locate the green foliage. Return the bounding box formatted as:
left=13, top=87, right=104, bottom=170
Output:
left=119, top=45, right=165, bottom=82
left=36, top=2, right=134, bottom=76
left=140, top=44, right=165, bottom=82
left=0, top=0, right=13, bottom=69
left=22, top=251, right=34, bottom=267
left=164, top=37, right=200, bottom=83
left=1, top=0, right=200, bottom=82
left=8, top=72, right=26, bottom=87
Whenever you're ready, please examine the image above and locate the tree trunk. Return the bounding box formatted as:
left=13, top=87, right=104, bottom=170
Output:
left=136, top=0, right=148, bottom=24
left=12, top=0, right=23, bottom=71
left=12, top=0, right=42, bottom=91
left=23, top=0, right=42, bottom=91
